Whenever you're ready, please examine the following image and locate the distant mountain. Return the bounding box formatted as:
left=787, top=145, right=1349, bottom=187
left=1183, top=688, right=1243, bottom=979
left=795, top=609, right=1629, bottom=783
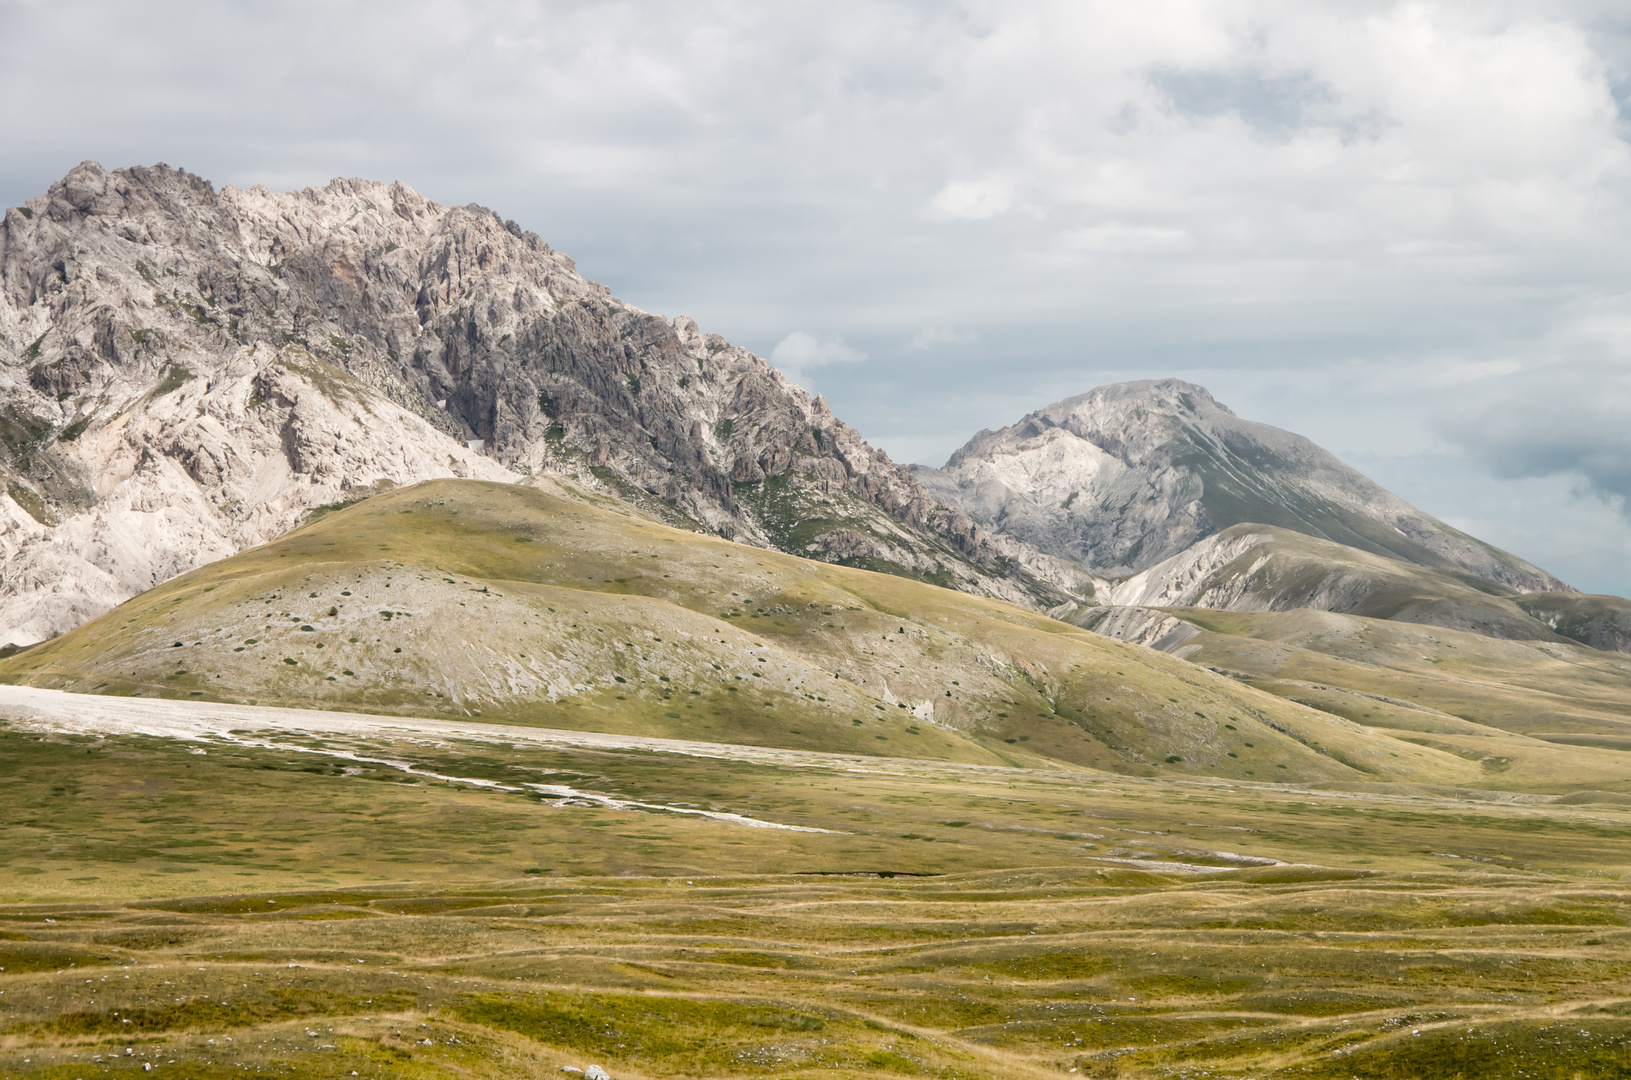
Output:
left=1514, top=592, right=1631, bottom=654
left=0, top=162, right=1066, bottom=644
left=914, top=379, right=1566, bottom=591
left=919, top=380, right=1631, bottom=652
left=910, top=379, right=1623, bottom=649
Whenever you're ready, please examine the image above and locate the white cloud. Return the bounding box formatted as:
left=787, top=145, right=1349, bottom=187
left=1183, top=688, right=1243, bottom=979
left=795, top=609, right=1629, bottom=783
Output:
left=908, top=325, right=979, bottom=350
left=925, top=177, right=1016, bottom=221
left=770, top=331, right=866, bottom=376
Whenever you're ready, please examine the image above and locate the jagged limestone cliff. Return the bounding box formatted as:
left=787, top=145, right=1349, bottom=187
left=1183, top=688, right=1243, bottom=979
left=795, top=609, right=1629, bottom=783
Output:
left=0, top=162, right=1065, bottom=643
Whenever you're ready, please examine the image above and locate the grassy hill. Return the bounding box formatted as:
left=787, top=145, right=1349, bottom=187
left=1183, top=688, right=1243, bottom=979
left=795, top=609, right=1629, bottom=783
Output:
left=0, top=478, right=1473, bottom=785
left=1516, top=590, right=1631, bottom=652
left=1168, top=605, right=1631, bottom=792
left=7, top=482, right=1631, bottom=1080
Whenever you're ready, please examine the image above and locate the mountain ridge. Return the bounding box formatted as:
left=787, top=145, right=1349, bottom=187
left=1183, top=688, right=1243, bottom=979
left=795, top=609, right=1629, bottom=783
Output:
left=915, top=378, right=1567, bottom=593
left=1, top=161, right=1067, bottom=643
left=914, top=379, right=1591, bottom=645
left=1, top=162, right=1599, bottom=662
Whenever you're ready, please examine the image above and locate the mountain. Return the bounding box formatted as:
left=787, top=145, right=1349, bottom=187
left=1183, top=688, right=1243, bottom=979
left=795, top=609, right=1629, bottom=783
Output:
left=912, top=379, right=1602, bottom=646
left=0, top=476, right=1474, bottom=785
left=2, top=163, right=1605, bottom=671
left=1514, top=592, right=1631, bottom=654
left=913, top=379, right=1566, bottom=591
left=1, top=162, right=1068, bottom=645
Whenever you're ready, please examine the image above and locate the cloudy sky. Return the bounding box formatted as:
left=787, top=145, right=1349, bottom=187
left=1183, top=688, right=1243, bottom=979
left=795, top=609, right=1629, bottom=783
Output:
left=5, top=0, right=1631, bottom=592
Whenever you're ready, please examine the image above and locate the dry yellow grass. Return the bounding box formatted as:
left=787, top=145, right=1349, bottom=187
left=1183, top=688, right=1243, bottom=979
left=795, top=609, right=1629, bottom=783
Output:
left=8, top=482, right=1631, bottom=1077
left=0, top=480, right=1477, bottom=786
left=3, top=720, right=1631, bottom=1079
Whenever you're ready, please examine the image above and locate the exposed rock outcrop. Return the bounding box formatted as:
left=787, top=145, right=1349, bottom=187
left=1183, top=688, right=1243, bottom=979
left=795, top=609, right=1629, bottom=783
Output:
left=1099, top=524, right=1571, bottom=644
left=1515, top=592, right=1631, bottom=654
left=0, top=343, right=510, bottom=644
left=1061, top=604, right=1202, bottom=655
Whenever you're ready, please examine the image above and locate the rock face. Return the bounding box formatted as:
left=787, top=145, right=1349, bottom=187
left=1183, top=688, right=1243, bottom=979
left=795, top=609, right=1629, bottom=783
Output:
left=1064, top=605, right=1201, bottom=655
left=914, top=379, right=1568, bottom=593
left=1098, top=524, right=1572, bottom=644
left=0, top=162, right=1055, bottom=645
left=1514, top=593, right=1631, bottom=654
left=0, top=345, right=512, bottom=645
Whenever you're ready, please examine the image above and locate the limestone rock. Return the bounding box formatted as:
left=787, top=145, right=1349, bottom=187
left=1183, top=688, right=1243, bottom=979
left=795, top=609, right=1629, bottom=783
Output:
left=0, top=341, right=509, bottom=643
left=914, top=378, right=1568, bottom=593
left=1099, top=524, right=1571, bottom=644
left=1060, top=604, right=1201, bottom=655
left=0, top=162, right=1062, bottom=644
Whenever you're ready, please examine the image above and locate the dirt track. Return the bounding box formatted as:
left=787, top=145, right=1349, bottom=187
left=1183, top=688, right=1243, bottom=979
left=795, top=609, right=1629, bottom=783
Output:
left=0, top=684, right=1029, bottom=779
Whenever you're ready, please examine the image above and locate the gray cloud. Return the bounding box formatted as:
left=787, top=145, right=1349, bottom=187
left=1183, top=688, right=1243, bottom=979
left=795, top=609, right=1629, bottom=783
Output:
left=1439, top=364, right=1631, bottom=518
left=1149, top=67, right=1337, bottom=136
left=4, top=0, right=1631, bottom=591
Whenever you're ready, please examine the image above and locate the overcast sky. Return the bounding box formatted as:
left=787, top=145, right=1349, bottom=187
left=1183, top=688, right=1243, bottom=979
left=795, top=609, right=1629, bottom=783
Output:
left=5, top=0, right=1631, bottom=593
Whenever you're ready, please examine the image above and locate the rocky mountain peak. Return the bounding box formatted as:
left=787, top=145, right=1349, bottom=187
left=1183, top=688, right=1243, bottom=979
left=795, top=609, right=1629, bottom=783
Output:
left=917, top=379, right=1567, bottom=593
left=1, top=162, right=1062, bottom=644
left=948, top=379, right=1250, bottom=475
left=1044, top=377, right=1235, bottom=424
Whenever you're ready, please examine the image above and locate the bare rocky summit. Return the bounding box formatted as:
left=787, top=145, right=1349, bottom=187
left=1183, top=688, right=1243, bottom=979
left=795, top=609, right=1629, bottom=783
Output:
left=1, top=162, right=1057, bottom=644
left=914, top=379, right=1568, bottom=592
left=914, top=379, right=1608, bottom=649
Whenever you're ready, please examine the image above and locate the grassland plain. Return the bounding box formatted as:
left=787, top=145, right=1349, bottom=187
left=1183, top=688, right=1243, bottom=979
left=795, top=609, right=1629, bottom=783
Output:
left=3, top=721, right=1631, bottom=1079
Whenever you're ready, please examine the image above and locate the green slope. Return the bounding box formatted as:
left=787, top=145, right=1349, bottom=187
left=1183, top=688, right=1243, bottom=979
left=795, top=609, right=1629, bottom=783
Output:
left=0, top=478, right=1466, bottom=785
left=1168, top=605, right=1631, bottom=792
left=1175, top=428, right=1548, bottom=586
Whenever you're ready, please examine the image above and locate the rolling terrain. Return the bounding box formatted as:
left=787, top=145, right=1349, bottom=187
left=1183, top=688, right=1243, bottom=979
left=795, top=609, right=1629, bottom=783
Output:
left=0, top=477, right=1479, bottom=786
left=3, top=702, right=1631, bottom=1079
left=1076, top=524, right=1577, bottom=644
left=7, top=164, right=1631, bottom=1080
left=1160, top=606, right=1631, bottom=788
left=5, top=475, right=1631, bottom=1080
